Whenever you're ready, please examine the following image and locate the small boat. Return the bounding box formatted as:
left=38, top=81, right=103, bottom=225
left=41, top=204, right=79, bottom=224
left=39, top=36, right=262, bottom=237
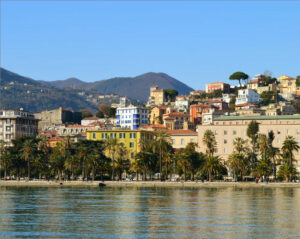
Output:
left=99, top=183, right=106, bottom=187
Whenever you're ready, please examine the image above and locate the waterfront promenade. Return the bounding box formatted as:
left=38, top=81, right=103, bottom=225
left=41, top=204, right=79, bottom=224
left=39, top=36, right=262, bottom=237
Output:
left=1, top=180, right=300, bottom=188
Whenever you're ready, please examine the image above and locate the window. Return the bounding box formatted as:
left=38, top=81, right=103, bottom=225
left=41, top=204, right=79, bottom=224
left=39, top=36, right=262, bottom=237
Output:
left=181, top=139, right=185, bottom=145
left=131, top=152, right=134, bottom=159
left=130, top=133, right=136, bottom=138
left=214, top=148, right=218, bottom=153
left=119, top=133, right=125, bottom=138
left=224, top=130, right=227, bottom=135
left=224, top=139, right=227, bottom=144
left=224, top=148, right=227, bottom=153
left=297, top=129, right=300, bottom=134
left=130, top=142, right=134, bottom=148
left=214, top=130, right=218, bottom=135
left=92, top=133, right=96, bottom=139
left=277, top=130, right=281, bottom=134
left=6, top=119, right=11, bottom=124
left=233, top=130, right=237, bottom=135
left=277, top=138, right=280, bottom=144
left=190, top=138, right=194, bottom=143
left=110, top=133, right=116, bottom=138
left=286, top=129, right=290, bottom=135
left=102, top=133, right=108, bottom=139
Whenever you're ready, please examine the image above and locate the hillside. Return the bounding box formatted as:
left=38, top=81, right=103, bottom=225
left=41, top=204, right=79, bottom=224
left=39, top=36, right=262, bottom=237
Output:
left=41, top=72, right=194, bottom=101
left=0, top=68, right=98, bottom=113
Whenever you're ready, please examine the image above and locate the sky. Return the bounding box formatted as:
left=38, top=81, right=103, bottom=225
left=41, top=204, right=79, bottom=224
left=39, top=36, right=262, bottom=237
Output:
left=1, top=1, right=300, bottom=90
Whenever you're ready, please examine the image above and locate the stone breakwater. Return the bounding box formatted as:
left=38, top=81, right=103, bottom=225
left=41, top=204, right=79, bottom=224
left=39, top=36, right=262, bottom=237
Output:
left=1, top=180, right=300, bottom=188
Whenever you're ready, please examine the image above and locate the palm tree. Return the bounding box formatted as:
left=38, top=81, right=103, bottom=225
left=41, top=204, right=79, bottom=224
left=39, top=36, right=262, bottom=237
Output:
left=281, top=136, right=300, bottom=166
left=233, top=137, right=248, bottom=154
left=227, top=153, right=249, bottom=181
left=65, top=154, right=79, bottom=180
left=278, top=163, right=298, bottom=182
left=115, top=143, right=129, bottom=180
left=0, top=140, right=7, bottom=179
left=176, top=151, right=189, bottom=181
left=201, top=156, right=225, bottom=182
left=104, top=137, right=120, bottom=181
left=50, top=144, right=65, bottom=181
left=152, top=131, right=171, bottom=180
left=21, top=138, right=37, bottom=180
left=202, top=130, right=216, bottom=157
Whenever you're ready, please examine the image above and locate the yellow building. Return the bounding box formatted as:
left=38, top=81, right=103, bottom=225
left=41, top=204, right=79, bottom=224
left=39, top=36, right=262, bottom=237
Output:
left=86, top=129, right=154, bottom=160
left=278, top=75, right=297, bottom=94
left=149, top=105, right=167, bottom=124
left=147, top=85, right=165, bottom=106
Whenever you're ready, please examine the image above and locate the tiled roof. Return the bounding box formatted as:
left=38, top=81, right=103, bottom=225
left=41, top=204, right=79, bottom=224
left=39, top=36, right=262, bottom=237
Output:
left=166, top=130, right=197, bottom=136
left=167, top=112, right=189, bottom=117
left=235, top=103, right=258, bottom=108
left=140, top=124, right=166, bottom=129
left=215, top=115, right=300, bottom=121
left=164, top=117, right=175, bottom=121
left=82, top=116, right=100, bottom=120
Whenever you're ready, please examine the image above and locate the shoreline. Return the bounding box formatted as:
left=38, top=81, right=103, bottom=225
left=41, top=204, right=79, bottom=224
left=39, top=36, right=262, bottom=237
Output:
left=1, top=180, right=300, bottom=188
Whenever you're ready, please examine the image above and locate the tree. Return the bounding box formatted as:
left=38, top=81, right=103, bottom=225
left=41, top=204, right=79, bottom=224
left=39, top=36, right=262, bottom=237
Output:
left=278, top=163, right=298, bottom=182
left=50, top=145, right=65, bottom=181
left=267, top=130, right=280, bottom=180
left=247, top=120, right=259, bottom=169
left=99, top=104, right=111, bottom=117
left=115, top=143, right=129, bottom=180
left=260, top=91, right=276, bottom=106
left=202, top=156, right=226, bottom=182
left=295, top=76, right=300, bottom=87
left=152, top=131, right=172, bottom=180
left=164, top=89, right=178, bottom=102
left=80, top=109, right=93, bottom=118
left=21, top=137, right=38, bottom=180
left=202, top=130, right=216, bottom=157
left=233, top=137, right=248, bottom=154
left=104, top=137, right=120, bottom=180
left=281, top=136, right=300, bottom=166
left=96, top=111, right=104, bottom=118
left=134, top=152, right=157, bottom=181
left=227, top=153, right=249, bottom=181
left=229, top=72, right=249, bottom=86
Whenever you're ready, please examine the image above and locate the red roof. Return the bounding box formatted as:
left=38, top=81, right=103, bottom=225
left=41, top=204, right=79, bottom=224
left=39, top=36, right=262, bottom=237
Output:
left=82, top=116, right=100, bottom=120
left=190, top=104, right=215, bottom=108
left=140, top=124, right=166, bottom=129
left=65, top=125, right=88, bottom=128
left=164, top=117, right=175, bottom=121
left=166, top=130, right=197, bottom=136
left=235, top=103, right=258, bottom=108
left=39, top=130, right=57, bottom=135
left=48, top=136, right=64, bottom=141
left=167, top=112, right=189, bottom=117
left=87, top=121, right=106, bottom=127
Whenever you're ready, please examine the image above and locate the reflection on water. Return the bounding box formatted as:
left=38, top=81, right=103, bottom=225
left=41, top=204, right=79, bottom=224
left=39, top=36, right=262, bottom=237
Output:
left=0, top=186, right=299, bottom=238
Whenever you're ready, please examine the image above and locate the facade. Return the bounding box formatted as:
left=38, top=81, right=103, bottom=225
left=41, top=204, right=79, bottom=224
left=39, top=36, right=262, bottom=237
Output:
left=86, top=129, right=154, bottom=160
left=278, top=75, right=296, bottom=94
left=162, top=112, right=190, bottom=130
left=147, top=86, right=165, bottom=106
left=0, top=109, right=39, bottom=145
left=197, top=115, right=300, bottom=172
left=35, top=107, right=82, bottom=130
left=175, top=95, right=190, bottom=113
left=166, top=130, right=198, bottom=150
left=190, top=103, right=216, bottom=125
left=57, top=124, right=105, bottom=137
left=235, top=89, right=260, bottom=105
left=257, top=83, right=277, bottom=95
left=149, top=106, right=167, bottom=125
left=202, top=109, right=226, bottom=125
left=222, top=93, right=235, bottom=104
left=116, top=105, right=149, bottom=130
left=205, top=82, right=230, bottom=93
left=81, top=116, right=102, bottom=126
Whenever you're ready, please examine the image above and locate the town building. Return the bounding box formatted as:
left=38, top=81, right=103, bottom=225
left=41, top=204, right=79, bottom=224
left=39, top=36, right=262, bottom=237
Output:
left=139, top=124, right=167, bottom=132
left=81, top=116, right=103, bottom=126
left=149, top=106, right=168, bottom=125
left=202, top=109, right=227, bottom=125
left=0, top=109, right=39, bottom=145
left=86, top=129, right=154, bottom=160
left=197, top=115, right=300, bottom=172
left=206, top=82, right=230, bottom=93
left=57, top=123, right=105, bottom=137
left=235, top=103, right=265, bottom=116
left=175, top=95, right=190, bottom=113
left=34, top=107, right=82, bottom=130
left=222, top=93, right=235, bottom=104
left=278, top=75, right=296, bottom=94
left=162, top=112, right=190, bottom=130
left=190, top=103, right=216, bottom=125
left=116, top=105, right=149, bottom=130
left=147, top=85, right=165, bottom=106
left=166, top=130, right=198, bottom=150
left=235, top=89, right=260, bottom=105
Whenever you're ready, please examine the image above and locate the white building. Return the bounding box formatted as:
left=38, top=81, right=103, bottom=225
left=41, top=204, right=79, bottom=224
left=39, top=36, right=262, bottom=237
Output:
left=175, top=95, right=190, bottom=113
left=116, top=105, right=149, bottom=130
left=222, top=93, right=235, bottom=104
left=235, top=89, right=260, bottom=105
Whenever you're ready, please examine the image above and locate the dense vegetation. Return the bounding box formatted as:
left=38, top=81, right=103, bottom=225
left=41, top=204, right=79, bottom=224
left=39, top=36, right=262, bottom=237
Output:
left=0, top=120, right=298, bottom=182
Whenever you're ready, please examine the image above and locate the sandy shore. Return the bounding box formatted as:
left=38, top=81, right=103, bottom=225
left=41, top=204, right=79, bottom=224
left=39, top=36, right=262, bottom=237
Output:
left=0, top=180, right=300, bottom=188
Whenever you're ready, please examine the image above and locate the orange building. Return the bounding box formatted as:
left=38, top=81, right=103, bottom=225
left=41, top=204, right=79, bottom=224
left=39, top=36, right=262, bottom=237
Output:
left=47, top=135, right=64, bottom=148
left=205, top=82, right=230, bottom=93
left=190, top=104, right=216, bottom=125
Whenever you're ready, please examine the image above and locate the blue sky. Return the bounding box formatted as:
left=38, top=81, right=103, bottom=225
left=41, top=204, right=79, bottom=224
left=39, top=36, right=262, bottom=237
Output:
left=1, top=1, right=300, bottom=90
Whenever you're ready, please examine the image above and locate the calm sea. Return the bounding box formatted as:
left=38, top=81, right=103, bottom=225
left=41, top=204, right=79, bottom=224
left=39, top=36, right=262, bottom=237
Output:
left=0, top=186, right=299, bottom=238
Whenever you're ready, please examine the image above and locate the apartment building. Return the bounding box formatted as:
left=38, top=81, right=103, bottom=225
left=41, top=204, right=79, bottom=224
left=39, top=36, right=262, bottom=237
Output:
left=166, top=130, right=198, bottom=150
left=149, top=106, right=167, bottom=125
left=116, top=105, right=149, bottom=130
left=190, top=103, right=216, bottom=125
left=0, top=109, right=39, bottom=145
left=175, top=95, right=190, bottom=113
left=235, top=89, right=260, bottom=105
left=206, top=82, right=230, bottom=93
left=86, top=129, right=154, bottom=160
left=197, top=115, right=300, bottom=172
left=163, top=112, right=190, bottom=130
left=147, top=85, right=165, bottom=106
